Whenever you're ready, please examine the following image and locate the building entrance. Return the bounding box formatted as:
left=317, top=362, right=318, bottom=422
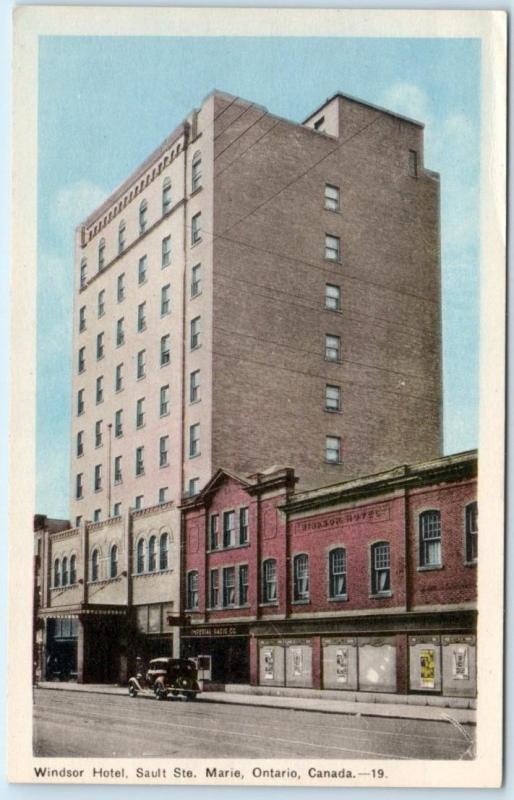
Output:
left=182, top=633, right=249, bottom=684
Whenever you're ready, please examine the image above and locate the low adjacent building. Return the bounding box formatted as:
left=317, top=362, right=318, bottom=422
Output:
left=181, top=450, right=477, bottom=698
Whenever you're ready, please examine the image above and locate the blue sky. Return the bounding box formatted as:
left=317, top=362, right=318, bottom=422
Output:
left=37, top=36, right=481, bottom=519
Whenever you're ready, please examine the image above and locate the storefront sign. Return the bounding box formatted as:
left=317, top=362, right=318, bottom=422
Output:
left=453, top=646, right=470, bottom=680
left=336, top=647, right=349, bottom=683
left=419, top=648, right=436, bottom=688
left=263, top=649, right=274, bottom=679
left=183, top=625, right=249, bottom=638
left=296, top=504, right=390, bottom=533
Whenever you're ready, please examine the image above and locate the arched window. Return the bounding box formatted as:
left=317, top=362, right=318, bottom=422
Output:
left=70, top=554, right=77, bottom=585
left=191, top=151, right=202, bottom=192
left=91, top=549, right=99, bottom=582
left=262, top=558, right=277, bottom=602
left=293, top=554, right=309, bottom=602
left=465, top=502, right=478, bottom=563
left=54, top=558, right=61, bottom=588
left=419, top=510, right=442, bottom=567
left=98, top=238, right=105, bottom=270
left=187, top=571, right=199, bottom=609
left=118, top=220, right=126, bottom=254
left=139, top=200, right=148, bottom=234
left=371, top=542, right=390, bottom=595
left=162, top=178, right=172, bottom=215
left=136, top=539, right=145, bottom=574
left=80, top=257, right=87, bottom=289
left=148, top=535, right=157, bottom=572
left=61, top=556, right=69, bottom=587
left=159, top=533, right=169, bottom=570
left=110, top=545, right=118, bottom=578
left=329, top=548, right=347, bottom=599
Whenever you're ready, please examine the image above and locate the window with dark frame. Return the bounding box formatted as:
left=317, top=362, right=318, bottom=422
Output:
left=239, top=565, right=249, bottom=605
left=325, top=384, right=341, bottom=412
left=187, top=571, right=199, bottom=609
left=118, top=221, right=126, bottom=254
left=110, top=545, right=118, bottom=578
left=192, top=151, right=202, bottom=192
left=325, top=283, right=341, bottom=311
left=371, top=542, right=391, bottom=594
left=114, top=409, right=123, bottom=438
left=114, top=455, right=122, bottom=484
left=159, top=533, right=169, bottom=569
left=139, top=200, right=148, bottom=234
left=191, top=212, right=202, bottom=245
left=94, top=463, right=102, bottom=491
left=325, top=334, right=341, bottom=362
left=324, top=184, right=340, bottom=211
left=209, top=569, right=219, bottom=608
left=293, top=554, right=309, bottom=601
left=162, top=178, right=172, bottom=214
left=325, top=435, right=342, bottom=464
left=136, top=539, right=145, bottom=573
left=148, top=536, right=157, bottom=572
left=325, top=234, right=340, bottom=261
left=135, top=446, right=144, bottom=476
left=159, top=435, right=169, bottom=467
left=190, top=369, right=200, bottom=402
left=223, top=510, right=236, bottom=548
left=138, top=255, right=147, bottom=284
left=117, top=273, right=125, bottom=303
left=136, top=397, right=145, bottom=428
left=78, top=346, right=85, bottom=373
left=162, top=235, right=171, bottom=267
left=160, top=335, right=170, bottom=366
left=137, top=349, right=146, bottom=379
left=465, top=501, right=478, bottom=563
left=239, top=507, right=249, bottom=545
left=419, top=510, right=442, bottom=567
left=209, top=515, right=219, bottom=550
left=96, top=332, right=104, bottom=360
left=91, top=549, right=99, bottom=581
left=116, top=317, right=124, bottom=346
left=191, top=263, right=201, bottom=297
left=95, top=420, right=103, bottom=447
left=329, top=548, right=347, bottom=599
left=222, top=566, right=236, bottom=607
left=262, top=559, right=277, bottom=602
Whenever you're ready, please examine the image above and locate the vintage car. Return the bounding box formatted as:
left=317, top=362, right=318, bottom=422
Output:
left=128, top=657, right=201, bottom=701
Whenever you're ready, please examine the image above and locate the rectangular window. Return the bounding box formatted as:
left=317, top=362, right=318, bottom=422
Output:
left=466, top=502, right=478, bottom=563
left=93, top=509, right=101, bottom=522
left=159, top=435, right=169, bottom=467
left=293, top=554, right=309, bottom=601
left=137, top=349, right=146, bottom=379
left=192, top=152, right=202, bottom=192
left=223, top=510, right=236, bottom=548
left=76, top=431, right=84, bottom=457
left=117, top=273, right=125, bottom=303
left=96, top=332, right=104, bottom=360
left=419, top=511, right=442, bottom=567
left=325, top=234, right=341, bottom=262
left=75, top=516, right=82, bottom=527
left=136, top=398, right=145, bottom=428
left=160, top=385, right=170, bottom=416
left=162, top=180, right=172, bottom=214
left=191, top=263, right=201, bottom=297
left=239, top=507, right=249, bottom=545
left=409, top=149, right=418, bottom=177
left=239, top=565, right=249, bottom=606
left=79, top=306, right=86, bottom=332
left=137, top=302, right=146, bottom=332
left=138, top=255, right=147, bottom=284
left=325, top=384, right=341, bottom=412
left=325, top=334, right=341, bottom=362
left=189, top=423, right=200, bottom=457
left=115, top=363, right=123, bottom=392
left=98, top=290, right=105, bottom=318
left=209, top=569, right=219, bottom=608
left=314, top=116, right=325, bottom=131
left=262, top=559, right=277, bottom=602
left=118, top=223, right=126, bottom=254
left=76, top=473, right=83, bottom=499
left=324, top=183, right=340, bottom=212
left=96, top=376, right=104, bottom=404
left=325, top=435, right=342, bottom=464
left=160, top=335, right=170, bottom=366
left=190, top=316, right=201, bottom=349
left=188, top=477, right=199, bottom=497
left=161, top=284, right=171, bottom=315
left=116, top=317, right=124, bottom=346
left=222, top=566, right=236, bottom=607
left=325, top=283, right=341, bottom=311
left=94, top=464, right=102, bottom=492
left=95, top=420, right=103, bottom=448
left=134, top=495, right=144, bottom=510
left=190, top=370, right=200, bottom=402
left=139, top=201, right=147, bottom=234
left=113, top=502, right=122, bottom=518
left=98, top=240, right=105, bottom=270
left=191, top=212, right=202, bottom=245
left=158, top=487, right=169, bottom=504
left=329, top=548, right=347, bottom=599
left=135, top=446, right=145, bottom=476
left=209, top=515, right=219, bottom=550
left=114, top=409, right=123, bottom=438
left=372, top=543, right=391, bottom=594
left=77, top=389, right=84, bottom=415
left=80, top=262, right=87, bottom=289
left=162, top=235, right=171, bottom=267
left=187, top=572, right=199, bottom=609
left=114, top=455, right=122, bottom=484
left=78, top=346, right=85, bottom=374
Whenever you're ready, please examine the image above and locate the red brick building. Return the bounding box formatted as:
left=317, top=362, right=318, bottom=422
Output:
left=181, top=451, right=477, bottom=698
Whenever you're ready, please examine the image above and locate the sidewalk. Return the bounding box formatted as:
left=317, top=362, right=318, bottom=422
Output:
left=36, top=682, right=476, bottom=726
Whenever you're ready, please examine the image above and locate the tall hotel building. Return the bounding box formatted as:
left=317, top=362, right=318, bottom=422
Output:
left=70, top=90, right=441, bottom=525
left=36, top=90, right=443, bottom=683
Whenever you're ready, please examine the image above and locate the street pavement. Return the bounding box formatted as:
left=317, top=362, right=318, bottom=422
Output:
left=33, top=688, right=475, bottom=760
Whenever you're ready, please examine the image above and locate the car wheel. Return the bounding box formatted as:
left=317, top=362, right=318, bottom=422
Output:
left=155, top=683, right=167, bottom=701
left=128, top=683, right=138, bottom=698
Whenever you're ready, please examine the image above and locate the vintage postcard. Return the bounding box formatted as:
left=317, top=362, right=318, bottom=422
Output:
left=8, top=4, right=506, bottom=789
